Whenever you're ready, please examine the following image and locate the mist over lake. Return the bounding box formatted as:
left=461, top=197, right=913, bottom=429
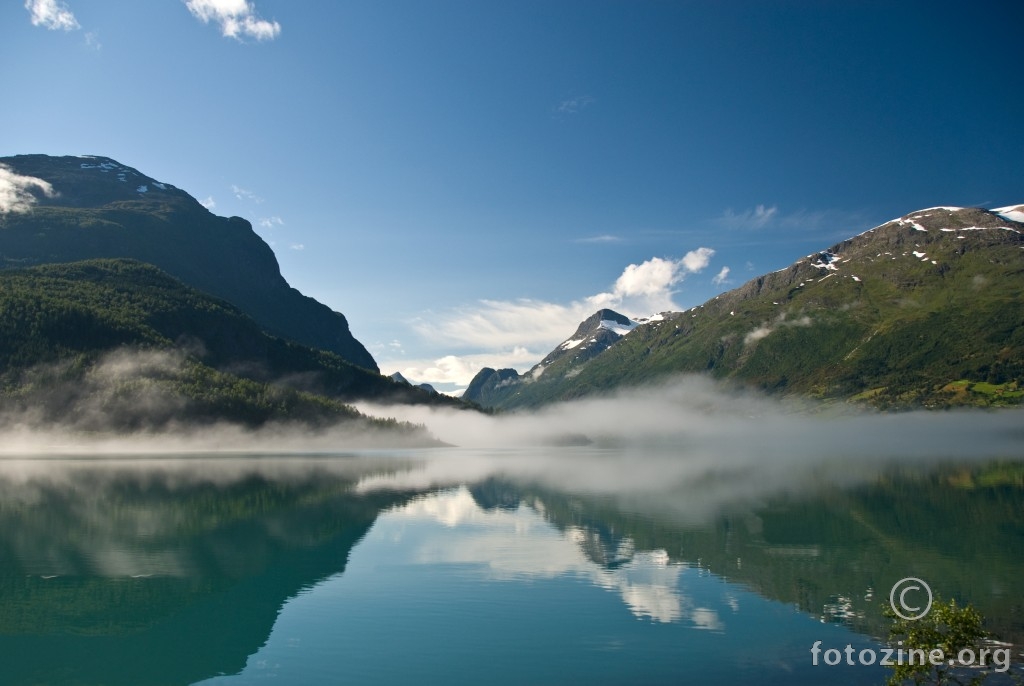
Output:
left=1, top=406, right=1022, bottom=685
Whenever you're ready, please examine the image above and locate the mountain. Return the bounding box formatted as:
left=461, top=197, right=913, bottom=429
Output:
left=389, top=371, right=438, bottom=395
left=0, top=154, right=377, bottom=370
left=536, top=308, right=639, bottom=369
left=462, top=367, right=523, bottom=406
left=0, top=258, right=459, bottom=433
left=473, top=205, right=1024, bottom=410
left=461, top=308, right=640, bottom=406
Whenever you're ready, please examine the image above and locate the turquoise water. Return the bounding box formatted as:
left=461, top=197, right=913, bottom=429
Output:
left=0, top=451, right=1020, bottom=685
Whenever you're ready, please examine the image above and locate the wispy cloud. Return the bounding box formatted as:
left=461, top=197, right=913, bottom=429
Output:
left=185, top=0, right=281, bottom=41
left=575, top=234, right=622, bottom=244
left=231, top=184, right=263, bottom=203
left=555, top=95, right=596, bottom=115
left=744, top=312, right=812, bottom=345
left=711, top=266, right=731, bottom=286
left=24, top=0, right=79, bottom=31
left=258, top=216, right=284, bottom=229
left=0, top=164, right=57, bottom=214
left=413, top=300, right=583, bottom=351
left=714, top=204, right=875, bottom=240
left=289, top=243, right=304, bottom=251
left=199, top=196, right=216, bottom=210
left=717, top=204, right=778, bottom=230
left=381, top=339, right=405, bottom=356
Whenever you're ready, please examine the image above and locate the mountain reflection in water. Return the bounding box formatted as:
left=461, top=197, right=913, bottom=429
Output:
left=0, top=450, right=1020, bottom=685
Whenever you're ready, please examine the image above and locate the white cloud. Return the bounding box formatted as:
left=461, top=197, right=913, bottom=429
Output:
left=575, top=234, right=622, bottom=244
left=384, top=347, right=540, bottom=387
left=200, top=196, right=216, bottom=210
left=84, top=31, right=101, bottom=50
left=588, top=249, right=714, bottom=314
left=717, top=204, right=778, bottom=229
left=231, top=184, right=263, bottom=203
left=25, top=0, right=79, bottom=31
left=555, top=95, right=596, bottom=115
left=680, top=247, right=715, bottom=274
left=185, top=0, right=281, bottom=41
left=258, top=216, right=284, bottom=228
left=0, top=164, right=57, bottom=214
left=408, top=249, right=716, bottom=376
left=289, top=243, right=304, bottom=251
left=610, top=258, right=679, bottom=297
left=744, top=325, right=772, bottom=344
left=744, top=313, right=812, bottom=345
left=712, top=266, right=731, bottom=286
left=414, top=300, right=584, bottom=351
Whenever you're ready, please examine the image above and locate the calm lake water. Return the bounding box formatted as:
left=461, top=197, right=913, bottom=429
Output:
left=0, top=448, right=1021, bottom=685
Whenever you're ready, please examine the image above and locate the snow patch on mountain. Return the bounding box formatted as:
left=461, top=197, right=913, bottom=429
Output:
left=993, top=205, right=1024, bottom=223
left=810, top=251, right=840, bottom=271
left=599, top=319, right=638, bottom=336
left=961, top=226, right=1020, bottom=234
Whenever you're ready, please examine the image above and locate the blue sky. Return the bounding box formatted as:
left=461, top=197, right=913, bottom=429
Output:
left=4, top=0, right=1022, bottom=392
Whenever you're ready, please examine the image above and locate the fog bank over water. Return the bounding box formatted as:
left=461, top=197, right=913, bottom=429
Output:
left=352, top=376, right=1024, bottom=519
left=0, top=375, right=1020, bottom=521
left=359, top=375, right=1022, bottom=456
left=0, top=421, right=431, bottom=456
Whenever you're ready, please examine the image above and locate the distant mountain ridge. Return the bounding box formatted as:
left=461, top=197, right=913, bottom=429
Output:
left=0, top=154, right=377, bottom=370
left=469, top=205, right=1024, bottom=410
left=389, top=371, right=439, bottom=395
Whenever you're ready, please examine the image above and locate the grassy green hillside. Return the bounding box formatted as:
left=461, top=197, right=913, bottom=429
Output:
left=494, top=207, right=1024, bottom=410
left=0, top=259, right=458, bottom=434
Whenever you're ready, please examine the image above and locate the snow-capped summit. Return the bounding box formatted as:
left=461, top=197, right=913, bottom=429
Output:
left=543, top=308, right=638, bottom=368
left=462, top=308, right=642, bottom=406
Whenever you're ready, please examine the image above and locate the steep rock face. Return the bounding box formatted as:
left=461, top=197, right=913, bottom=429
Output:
left=0, top=155, right=377, bottom=370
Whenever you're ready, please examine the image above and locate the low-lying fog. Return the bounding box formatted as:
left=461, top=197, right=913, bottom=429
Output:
left=1, top=375, right=1020, bottom=522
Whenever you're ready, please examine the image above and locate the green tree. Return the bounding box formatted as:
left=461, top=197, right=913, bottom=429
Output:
left=884, top=597, right=1013, bottom=686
